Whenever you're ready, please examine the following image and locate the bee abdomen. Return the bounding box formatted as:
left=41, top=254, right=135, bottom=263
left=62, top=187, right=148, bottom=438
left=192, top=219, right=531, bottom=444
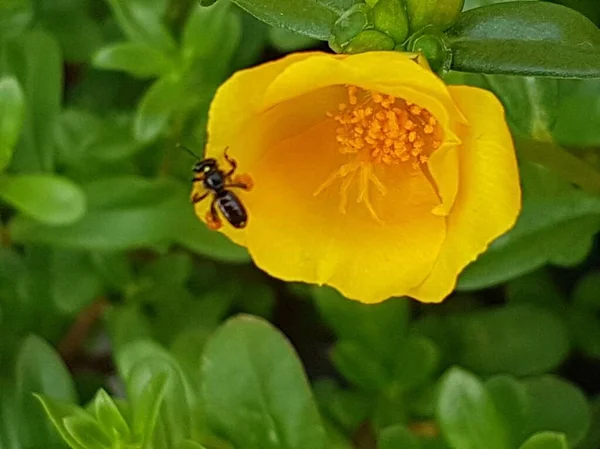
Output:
left=216, top=191, right=247, bottom=228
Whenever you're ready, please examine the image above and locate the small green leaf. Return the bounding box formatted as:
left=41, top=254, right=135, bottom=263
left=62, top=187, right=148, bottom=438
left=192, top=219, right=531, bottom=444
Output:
left=63, top=414, right=112, bottom=449
left=201, top=315, right=327, bottom=449
left=330, top=341, right=390, bottom=390
left=36, top=395, right=91, bottom=449
left=8, top=177, right=180, bottom=250
left=92, top=389, right=131, bottom=440
left=16, top=335, right=78, bottom=448
left=447, top=2, right=600, bottom=78
left=268, top=27, right=320, bottom=52
left=485, top=376, right=529, bottom=449
left=105, top=0, right=176, bottom=55
left=127, top=370, right=169, bottom=447
left=522, top=376, right=590, bottom=447
left=93, top=42, right=173, bottom=78
left=0, top=76, right=25, bottom=172
left=0, top=174, right=86, bottom=225
left=437, top=368, right=509, bottom=449
left=5, top=29, right=62, bottom=172
left=379, top=425, right=419, bottom=449
left=578, top=395, right=600, bottom=449
left=230, top=0, right=347, bottom=40
left=134, top=76, right=182, bottom=142
left=553, top=80, right=600, bottom=146
left=450, top=305, right=569, bottom=376
left=519, top=432, right=568, bottom=449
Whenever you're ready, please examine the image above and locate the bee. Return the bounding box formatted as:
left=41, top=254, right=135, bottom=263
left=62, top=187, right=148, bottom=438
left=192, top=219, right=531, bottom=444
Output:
left=181, top=145, right=253, bottom=230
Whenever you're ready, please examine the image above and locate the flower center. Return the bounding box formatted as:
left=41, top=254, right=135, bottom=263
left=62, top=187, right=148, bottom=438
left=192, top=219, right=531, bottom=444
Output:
left=314, top=85, right=443, bottom=222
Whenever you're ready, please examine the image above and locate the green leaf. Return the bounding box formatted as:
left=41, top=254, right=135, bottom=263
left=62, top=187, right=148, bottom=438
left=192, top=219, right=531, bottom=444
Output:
left=578, top=395, right=600, bottom=449
left=0, top=0, right=33, bottom=39
left=105, top=0, right=176, bottom=55
left=437, top=368, right=509, bottom=449
left=93, top=42, right=173, bottom=79
left=4, top=29, right=62, bottom=172
left=485, top=376, right=529, bottom=449
left=116, top=341, right=193, bottom=444
left=458, top=163, right=600, bottom=290
left=450, top=305, right=569, bottom=376
left=230, top=0, right=348, bottom=40
left=519, top=432, right=568, bottom=449
left=379, top=425, right=419, bottom=449
left=522, top=376, right=590, bottom=447
left=63, top=414, right=112, bottom=449
left=201, top=315, right=327, bottom=449
left=36, top=395, right=91, bottom=449
left=553, top=80, right=600, bottom=146
left=134, top=75, right=182, bottom=142
left=268, top=27, right=320, bottom=52
left=330, top=340, right=390, bottom=390
left=16, top=335, right=78, bottom=448
left=447, top=2, right=600, bottom=78
left=393, top=336, right=439, bottom=389
left=8, top=177, right=180, bottom=250
left=313, top=379, right=372, bottom=433
left=92, top=389, right=131, bottom=440
left=0, top=76, right=25, bottom=172
left=0, top=174, right=86, bottom=225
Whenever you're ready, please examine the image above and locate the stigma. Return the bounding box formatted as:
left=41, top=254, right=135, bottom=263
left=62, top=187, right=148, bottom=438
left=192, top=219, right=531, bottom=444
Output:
left=314, top=85, right=444, bottom=222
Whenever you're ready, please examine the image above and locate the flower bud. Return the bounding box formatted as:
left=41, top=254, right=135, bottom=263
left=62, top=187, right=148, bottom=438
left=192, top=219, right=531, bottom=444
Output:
left=344, top=30, right=395, bottom=54
left=330, top=3, right=372, bottom=51
left=406, top=28, right=451, bottom=73
left=405, top=0, right=464, bottom=32
left=372, top=0, right=409, bottom=44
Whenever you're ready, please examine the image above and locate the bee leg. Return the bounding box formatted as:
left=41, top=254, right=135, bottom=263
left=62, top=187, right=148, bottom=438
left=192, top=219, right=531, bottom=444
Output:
left=227, top=173, right=254, bottom=191
left=205, top=199, right=222, bottom=230
left=191, top=191, right=210, bottom=204
left=223, top=147, right=238, bottom=178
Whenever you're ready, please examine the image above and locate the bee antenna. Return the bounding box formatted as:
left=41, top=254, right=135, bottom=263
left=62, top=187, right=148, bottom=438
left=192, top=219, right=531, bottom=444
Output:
left=176, top=143, right=202, bottom=160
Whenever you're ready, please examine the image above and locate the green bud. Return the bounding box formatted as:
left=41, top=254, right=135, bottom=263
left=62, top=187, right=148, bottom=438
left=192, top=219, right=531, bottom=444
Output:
left=372, top=0, right=409, bottom=44
left=344, top=30, right=395, bottom=54
left=406, top=27, right=451, bottom=74
left=330, top=3, right=372, bottom=50
left=405, top=0, right=465, bottom=32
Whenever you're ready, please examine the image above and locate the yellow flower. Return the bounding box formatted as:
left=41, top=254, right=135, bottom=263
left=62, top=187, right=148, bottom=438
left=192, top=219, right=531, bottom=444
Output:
left=192, top=51, right=521, bottom=304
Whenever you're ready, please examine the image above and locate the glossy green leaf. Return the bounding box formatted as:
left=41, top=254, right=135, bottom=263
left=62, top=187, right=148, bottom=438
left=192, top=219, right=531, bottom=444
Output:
left=16, top=335, right=78, bottom=448
left=36, top=395, right=91, bottom=449
left=92, top=389, right=131, bottom=440
left=522, top=376, right=590, bottom=447
left=63, top=414, right=112, bottom=449
left=201, top=315, right=327, bottom=449
left=0, top=76, right=25, bottom=172
left=458, top=163, right=600, bottom=290
left=105, top=0, right=176, bottom=55
left=134, top=75, right=182, bottom=142
left=93, top=42, right=173, bottom=79
left=447, top=2, right=600, bottom=78
left=450, top=305, right=569, bottom=376
left=0, top=174, right=86, bottom=225
left=9, top=177, right=179, bottom=250
left=485, top=376, right=529, bottom=449
left=4, top=29, right=62, bottom=172
left=379, top=425, right=419, bottom=449
left=116, top=341, right=192, bottom=444
left=268, top=27, right=320, bottom=52
left=230, top=0, right=349, bottom=40
left=0, top=0, right=33, bottom=38
left=437, top=368, right=509, bottom=449
left=519, top=432, right=568, bottom=449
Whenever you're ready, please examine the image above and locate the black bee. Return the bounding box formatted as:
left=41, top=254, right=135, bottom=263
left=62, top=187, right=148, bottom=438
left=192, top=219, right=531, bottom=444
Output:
left=182, top=145, right=252, bottom=230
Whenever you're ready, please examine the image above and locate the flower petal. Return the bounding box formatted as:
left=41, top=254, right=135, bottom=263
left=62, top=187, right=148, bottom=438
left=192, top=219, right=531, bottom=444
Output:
left=408, top=86, right=521, bottom=302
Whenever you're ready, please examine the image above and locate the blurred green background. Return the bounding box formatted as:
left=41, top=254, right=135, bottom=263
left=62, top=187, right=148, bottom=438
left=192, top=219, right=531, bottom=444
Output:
left=1, top=0, right=600, bottom=448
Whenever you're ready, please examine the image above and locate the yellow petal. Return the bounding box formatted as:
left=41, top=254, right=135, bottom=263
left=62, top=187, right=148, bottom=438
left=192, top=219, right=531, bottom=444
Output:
left=408, top=86, right=521, bottom=302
